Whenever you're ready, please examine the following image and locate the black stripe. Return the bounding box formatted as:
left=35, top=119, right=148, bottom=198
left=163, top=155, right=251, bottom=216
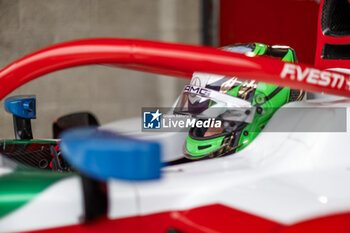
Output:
left=265, top=87, right=283, bottom=101
left=264, top=45, right=289, bottom=60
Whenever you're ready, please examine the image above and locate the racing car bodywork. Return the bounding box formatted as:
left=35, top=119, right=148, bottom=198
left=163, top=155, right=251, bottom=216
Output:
left=2, top=1, right=350, bottom=232
left=0, top=38, right=349, bottom=233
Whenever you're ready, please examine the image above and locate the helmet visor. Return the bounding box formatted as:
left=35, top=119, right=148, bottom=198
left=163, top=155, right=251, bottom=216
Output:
left=174, top=85, right=256, bottom=123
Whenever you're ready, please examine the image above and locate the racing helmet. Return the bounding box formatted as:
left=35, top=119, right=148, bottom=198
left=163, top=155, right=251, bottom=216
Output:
left=174, top=43, right=304, bottom=160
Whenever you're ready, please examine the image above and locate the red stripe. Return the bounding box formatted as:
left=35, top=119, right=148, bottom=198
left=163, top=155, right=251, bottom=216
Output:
left=22, top=204, right=350, bottom=233
left=23, top=215, right=139, bottom=233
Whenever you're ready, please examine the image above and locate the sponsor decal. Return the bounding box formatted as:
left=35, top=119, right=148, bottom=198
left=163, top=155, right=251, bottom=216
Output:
left=191, top=77, right=202, bottom=87
left=280, top=63, right=350, bottom=91
left=183, top=85, right=211, bottom=97
left=238, top=80, right=257, bottom=100
left=220, top=77, right=238, bottom=93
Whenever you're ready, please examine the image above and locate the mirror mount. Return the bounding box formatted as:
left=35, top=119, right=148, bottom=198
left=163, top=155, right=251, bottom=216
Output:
left=4, top=95, right=36, bottom=139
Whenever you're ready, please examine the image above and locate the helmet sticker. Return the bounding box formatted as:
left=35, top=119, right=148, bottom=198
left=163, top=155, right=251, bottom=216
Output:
left=238, top=80, right=257, bottom=100
left=220, top=77, right=239, bottom=93
left=190, top=76, right=201, bottom=87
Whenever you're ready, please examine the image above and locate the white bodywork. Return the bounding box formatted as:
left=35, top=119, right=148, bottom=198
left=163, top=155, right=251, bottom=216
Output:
left=0, top=177, right=84, bottom=233
left=2, top=88, right=350, bottom=232
left=106, top=95, right=350, bottom=225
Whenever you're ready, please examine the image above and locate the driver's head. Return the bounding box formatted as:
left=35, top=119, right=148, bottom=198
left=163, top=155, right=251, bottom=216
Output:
left=174, top=43, right=304, bottom=160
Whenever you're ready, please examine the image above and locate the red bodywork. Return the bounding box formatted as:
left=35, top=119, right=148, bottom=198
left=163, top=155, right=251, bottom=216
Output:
left=219, top=0, right=320, bottom=65
left=24, top=204, right=350, bottom=233
left=314, top=0, right=350, bottom=69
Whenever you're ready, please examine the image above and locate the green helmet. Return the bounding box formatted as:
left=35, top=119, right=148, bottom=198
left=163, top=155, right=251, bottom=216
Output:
left=174, top=43, right=304, bottom=160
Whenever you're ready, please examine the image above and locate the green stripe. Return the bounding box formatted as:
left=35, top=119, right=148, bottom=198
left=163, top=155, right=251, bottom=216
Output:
left=0, top=170, right=73, bottom=218
left=253, top=43, right=267, bottom=55
left=0, top=139, right=59, bottom=145
left=282, top=49, right=295, bottom=62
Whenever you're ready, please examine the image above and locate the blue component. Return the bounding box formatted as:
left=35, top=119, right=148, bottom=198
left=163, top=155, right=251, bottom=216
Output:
left=60, top=128, right=162, bottom=181
left=4, top=95, right=36, bottom=119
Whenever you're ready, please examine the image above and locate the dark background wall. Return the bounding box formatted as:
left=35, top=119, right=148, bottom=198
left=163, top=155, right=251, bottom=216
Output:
left=0, top=0, right=324, bottom=139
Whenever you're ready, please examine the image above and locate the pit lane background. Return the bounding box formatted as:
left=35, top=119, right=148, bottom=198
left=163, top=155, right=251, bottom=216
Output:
left=0, top=0, right=321, bottom=138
